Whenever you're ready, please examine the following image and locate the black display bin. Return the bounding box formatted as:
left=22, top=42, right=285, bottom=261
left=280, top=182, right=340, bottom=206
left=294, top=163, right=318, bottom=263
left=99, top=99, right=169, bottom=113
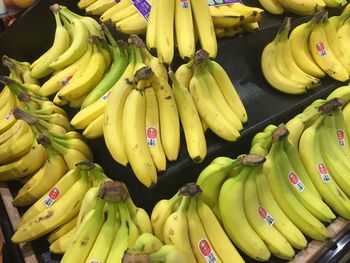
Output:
left=1, top=0, right=350, bottom=262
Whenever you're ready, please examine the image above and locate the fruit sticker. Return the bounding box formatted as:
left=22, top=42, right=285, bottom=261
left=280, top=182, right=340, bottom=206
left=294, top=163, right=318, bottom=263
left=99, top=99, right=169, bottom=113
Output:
left=131, top=0, right=151, bottom=21
left=208, top=0, right=241, bottom=6
left=316, top=42, right=327, bottom=57
left=59, top=75, right=73, bottom=87
left=102, top=90, right=112, bottom=100
left=180, top=0, right=189, bottom=9
left=198, top=239, right=218, bottom=263
left=43, top=187, right=60, bottom=207
left=258, top=206, right=275, bottom=227
left=146, top=126, right=157, bottom=146
left=336, top=129, right=345, bottom=148
left=317, top=163, right=331, bottom=183
left=5, top=108, right=13, bottom=120
left=88, top=260, right=100, bottom=263
left=288, top=171, right=305, bottom=192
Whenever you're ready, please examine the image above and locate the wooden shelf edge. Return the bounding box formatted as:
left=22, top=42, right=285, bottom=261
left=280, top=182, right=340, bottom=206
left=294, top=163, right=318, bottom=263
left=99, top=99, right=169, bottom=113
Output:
left=0, top=183, right=38, bottom=263
left=290, top=217, right=350, bottom=263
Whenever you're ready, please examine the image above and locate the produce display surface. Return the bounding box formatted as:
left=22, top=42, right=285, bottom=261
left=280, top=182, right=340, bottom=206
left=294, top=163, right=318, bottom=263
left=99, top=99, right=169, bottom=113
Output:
left=1, top=0, right=350, bottom=262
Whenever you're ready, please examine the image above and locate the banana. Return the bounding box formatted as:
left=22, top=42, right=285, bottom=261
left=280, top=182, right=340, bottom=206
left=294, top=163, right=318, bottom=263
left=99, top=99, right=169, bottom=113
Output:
left=151, top=193, right=180, bottom=242
left=289, top=21, right=326, bottom=78
left=155, top=0, right=175, bottom=63
left=0, top=119, right=26, bottom=144
left=146, top=0, right=158, bottom=51
left=151, top=74, right=180, bottom=161
left=49, top=18, right=89, bottom=71
left=323, top=13, right=350, bottom=75
left=254, top=166, right=308, bottom=249
left=261, top=30, right=308, bottom=94
left=129, top=206, right=153, bottom=235
left=276, top=18, right=320, bottom=89
left=50, top=135, right=93, bottom=161
left=196, top=158, right=238, bottom=215
left=319, top=113, right=350, bottom=197
left=106, top=201, right=134, bottom=263
left=278, top=0, right=325, bottom=16
left=338, top=18, right=350, bottom=57
left=57, top=41, right=106, bottom=100
left=77, top=0, right=96, bottom=9
left=244, top=166, right=295, bottom=260
left=163, top=195, right=197, bottom=263
left=277, top=138, right=335, bottom=222
left=49, top=227, right=76, bottom=254
left=265, top=131, right=330, bottom=240
left=39, top=43, right=93, bottom=97
left=283, top=137, right=321, bottom=198
left=219, top=168, right=271, bottom=261
left=192, top=0, right=217, bottom=58
left=148, top=244, right=189, bottom=262
left=103, top=46, right=137, bottom=166
left=0, top=90, right=17, bottom=134
left=141, top=48, right=168, bottom=82
left=174, top=0, right=195, bottom=60
left=145, top=86, right=167, bottom=172
left=0, top=139, right=46, bottom=182
left=116, top=12, right=147, bottom=34
left=343, top=102, right=350, bottom=139
left=12, top=147, right=66, bottom=206
left=110, top=4, right=138, bottom=23
left=30, top=10, right=70, bottom=79
left=169, top=70, right=206, bottom=163
left=85, top=202, right=119, bottom=263
left=61, top=198, right=105, bottom=263
left=100, top=0, right=133, bottom=22
left=81, top=40, right=129, bottom=108
left=189, top=62, right=240, bottom=141
left=0, top=124, right=34, bottom=165
left=258, top=0, right=284, bottom=15
left=12, top=169, right=90, bottom=243
left=175, top=61, right=193, bottom=88
left=309, top=12, right=349, bottom=82
left=323, top=0, right=347, bottom=7
left=19, top=167, right=81, bottom=227
left=132, top=233, right=163, bottom=253
left=200, top=62, right=243, bottom=131
left=299, top=114, right=350, bottom=219
left=82, top=113, right=104, bottom=139
left=122, top=82, right=157, bottom=187
left=196, top=198, right=244, bottom=263
left=187, top=197, right=221, bottom=263
left=76, top=186, right=100, bottom=227
left=85, top=0, right=116, bottom=15
left=47, top=216, right=78, bottom=244
left=333, top=108, right=350, bottom=157
left=327, top=84, right=350, bottom=102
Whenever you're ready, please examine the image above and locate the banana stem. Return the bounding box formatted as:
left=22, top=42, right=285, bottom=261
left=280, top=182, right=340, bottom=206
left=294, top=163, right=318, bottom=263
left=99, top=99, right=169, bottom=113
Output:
left=122, top=252, right=150, bottom=263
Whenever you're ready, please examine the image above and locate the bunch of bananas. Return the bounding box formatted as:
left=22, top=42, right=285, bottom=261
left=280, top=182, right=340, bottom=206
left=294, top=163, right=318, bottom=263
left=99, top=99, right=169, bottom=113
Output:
left=194, top=83, right=350, bottom=261
left=58, top=181, right=153, bottom=263
left=150, top=183, right=245, bottom=263
left=261, top=8, right=350, bottom=95
left=258, top=0, right=346, bottom=15
left=210, top=3, right=264, bottom=38
left=11, top=162, right=109, bottom=244
left=123, top=235, right=187, bottom=263
left=29, top=4, right=115, bottom=109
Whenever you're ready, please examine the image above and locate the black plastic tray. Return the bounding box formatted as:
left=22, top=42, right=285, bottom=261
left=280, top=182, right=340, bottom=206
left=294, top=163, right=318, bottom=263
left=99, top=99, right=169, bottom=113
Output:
left=0, top=1, right=349, bottom=262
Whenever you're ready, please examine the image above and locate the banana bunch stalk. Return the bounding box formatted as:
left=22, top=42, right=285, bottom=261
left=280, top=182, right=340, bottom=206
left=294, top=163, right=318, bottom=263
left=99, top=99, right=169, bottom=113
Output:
left=177, top=49, right=246, bottom=143
left=259, top=0, right=346, bottom=15
left=261, top=17, right=322, bottom=95
left=151, top=182, right=245, bottom=263
left=58, top=180, right=152, bottom=263
left=12, top=161, right=109, bottom=243
left=209, top=2, right=264, bottom=38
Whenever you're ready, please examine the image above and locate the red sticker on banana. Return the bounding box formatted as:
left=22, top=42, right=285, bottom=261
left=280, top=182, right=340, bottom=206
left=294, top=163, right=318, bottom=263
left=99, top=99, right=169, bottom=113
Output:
left=336, top=129, right=345, bottom=147
left=316, top=42, right=327, bottom=56
left=198, top=239, right=218, bottom=263
left=258, top=206, right=275, bottom=227
left=180, top=0, right=189, bottom=8
left=288, top=171, right=305, bottom=192
left=59, top=75, right=73, bottom=87
left=146, top=126, right=157, bottom=146
left=43, top=187, right=60, bottom=207
left=317, top=163, right=331, bottom=183
left=89, top=260, right=100, bottom=263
